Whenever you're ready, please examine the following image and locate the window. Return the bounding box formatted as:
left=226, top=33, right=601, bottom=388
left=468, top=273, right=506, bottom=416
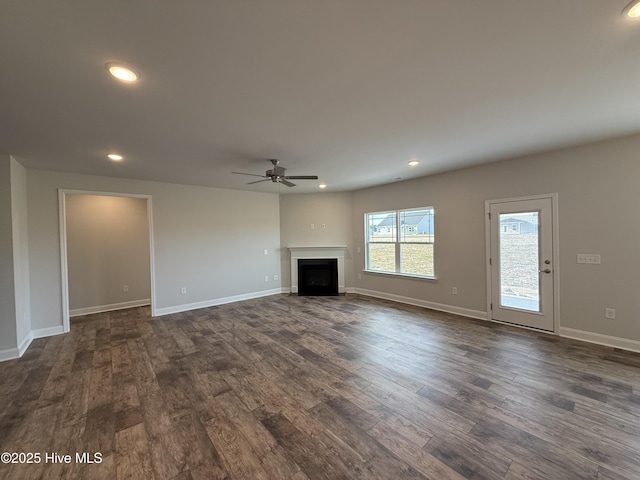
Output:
left=365, top=207, right=434, bottom=277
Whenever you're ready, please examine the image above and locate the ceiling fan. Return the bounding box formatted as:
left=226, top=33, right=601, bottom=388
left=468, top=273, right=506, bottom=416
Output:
left=233, top=159, right=318, bottom=187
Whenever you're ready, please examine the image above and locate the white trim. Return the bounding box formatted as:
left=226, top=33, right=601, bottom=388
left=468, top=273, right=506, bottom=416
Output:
left=58, top=189, right=156, bottom=334
left=559, top=327, right=640, bottom=354
left=154, top=288, right=285, bottom=316
left=146, top=197, right=157, bottom=317
left=0, top=347, right=20, bottom=362
left=288, top=246, right=348, bottom=294
left=18, top=331, right=34, bottom=356
left=33, top=325, right=65, bottom=338
left=0, top=332, right=35, bottom=362
left=362, top=269, right=437, bottom=281
left=70, top=298, right=151, bottom=317
left=484, top=193, right=560, bottom=333
left=58, top=190, right=70, bottom=333
left=355, top=288, right=486, bottom=320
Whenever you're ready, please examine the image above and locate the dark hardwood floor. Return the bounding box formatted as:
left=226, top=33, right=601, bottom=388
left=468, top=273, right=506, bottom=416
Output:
left=1, top=294, right=640, bottom=479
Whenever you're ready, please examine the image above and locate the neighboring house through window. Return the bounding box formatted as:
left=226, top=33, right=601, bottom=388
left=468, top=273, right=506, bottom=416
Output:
left=365, top=207, right=434, bottom=277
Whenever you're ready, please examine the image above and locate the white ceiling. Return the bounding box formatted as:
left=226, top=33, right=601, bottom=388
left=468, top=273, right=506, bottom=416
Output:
left=1, top=1, right=639, bottom=193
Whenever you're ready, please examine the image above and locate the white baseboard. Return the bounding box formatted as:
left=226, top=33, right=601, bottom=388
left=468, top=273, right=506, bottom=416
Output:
left=0, top=346, right=20, bottom=362
left=354, top=288, right=487, bottom=320
left=154, top=288, right=285, bottom=316
left=18, top=331, right=34, bottom=356
left=33, top=325, right=66, bottom=338
left=70, top=298, right=151, bottom=317
left=0, top=332, right=34, bottom=362
left=559, top=327, right=640, bottom=353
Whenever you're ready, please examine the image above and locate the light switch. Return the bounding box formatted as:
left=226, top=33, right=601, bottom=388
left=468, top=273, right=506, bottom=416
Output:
left=577, top=254, right=601, bottom=264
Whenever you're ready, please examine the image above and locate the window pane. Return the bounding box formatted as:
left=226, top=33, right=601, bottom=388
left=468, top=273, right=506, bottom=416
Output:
left=368, top=243, right=396, bottom=272
left=499, top=211, right=540, bottom=312
left=400, top=244, right=434, bottom=276
left=368, top=212, right=396, bottom=242
left=399, top=208, right=434, bottom=243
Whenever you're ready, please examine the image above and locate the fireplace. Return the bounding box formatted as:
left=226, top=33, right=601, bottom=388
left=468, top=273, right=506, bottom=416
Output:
left=288, top=246, right=347, bottom=295
left=297, top=258, right=339, bottom=296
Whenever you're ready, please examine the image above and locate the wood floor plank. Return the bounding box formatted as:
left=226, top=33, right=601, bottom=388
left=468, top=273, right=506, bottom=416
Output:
left=308, top=399, right=430, bottom=480
left=210, top=391, right=301, bottom=479
left=115, top=422, right=154, bottom=480
left=257, top=410, right=360, bottom=480
left=367, top=421, right=465, bottom=480
left=205, top=410, right=270, bottom=480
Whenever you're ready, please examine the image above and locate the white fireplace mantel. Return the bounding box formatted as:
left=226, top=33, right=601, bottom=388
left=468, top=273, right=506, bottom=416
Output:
left=288, top=246, right=347, bottom=294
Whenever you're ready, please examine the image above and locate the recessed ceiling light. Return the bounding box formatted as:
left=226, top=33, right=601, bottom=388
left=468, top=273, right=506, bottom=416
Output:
left=408, top=159, right=420, bottom=167
left=105, top=62, right=139, bottom=82
left=107, top=153, right=124, bottom=161
left=623, top=0, right=640, bottom=18
left=318, top=183, right=327, bottom=189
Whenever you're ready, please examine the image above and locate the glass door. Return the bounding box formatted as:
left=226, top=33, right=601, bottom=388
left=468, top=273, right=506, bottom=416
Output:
left=489, top=198, right=554, bottom=331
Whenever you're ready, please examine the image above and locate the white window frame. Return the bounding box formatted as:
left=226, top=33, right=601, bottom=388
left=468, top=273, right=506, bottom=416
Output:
left=364, top=207, right=435, bottom=279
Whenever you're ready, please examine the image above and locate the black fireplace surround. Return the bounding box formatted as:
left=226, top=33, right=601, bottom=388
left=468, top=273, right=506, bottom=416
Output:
left=297, top=258, right=339, bottom=296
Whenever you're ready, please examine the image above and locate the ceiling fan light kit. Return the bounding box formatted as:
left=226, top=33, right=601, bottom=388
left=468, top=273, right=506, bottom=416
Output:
left=233, top=159, right=318, bottom=188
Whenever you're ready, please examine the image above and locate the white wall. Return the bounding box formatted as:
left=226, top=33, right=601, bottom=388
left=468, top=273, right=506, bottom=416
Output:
left=0, top=156, right=17, bottom=352
left=352, top=133, right=640, bottom=345
left=10, top=158, right=31, bottom=347
left=279, top=192, right=355, bottom=290
left=0, top=156, right=31, bottom=358
left=27, top=170, right=282, bottom=331
left=66, top=194, right=150, bottom=314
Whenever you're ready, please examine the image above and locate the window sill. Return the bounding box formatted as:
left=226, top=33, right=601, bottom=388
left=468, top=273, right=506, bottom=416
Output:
left=362, top=270, right=438, bottom=281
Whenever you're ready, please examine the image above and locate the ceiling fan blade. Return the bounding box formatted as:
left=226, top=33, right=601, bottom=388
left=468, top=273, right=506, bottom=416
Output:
left=280, top=179, right=296, bottom=187
left=247, top=178, right=272, bottom=185
left=233, top=172, right=267, bottom=178
left=284, top=175, right=318, bottom=180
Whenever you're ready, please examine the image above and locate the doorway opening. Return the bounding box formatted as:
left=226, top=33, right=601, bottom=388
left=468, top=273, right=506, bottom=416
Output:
left=485, top=194, right=559, bottom=332
left=58, top=190, right=156, bottom=333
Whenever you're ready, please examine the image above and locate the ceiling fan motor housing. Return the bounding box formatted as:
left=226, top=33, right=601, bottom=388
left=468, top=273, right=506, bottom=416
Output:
left=232, top=159, right=318, bottom=187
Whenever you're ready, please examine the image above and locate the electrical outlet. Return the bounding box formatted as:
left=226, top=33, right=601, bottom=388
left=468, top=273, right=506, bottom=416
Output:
left=273, top=274, right=279, bottom=281
left=605, top=308, right=616, bottom=319
left=180, top=287, right=187, bottom=295
left=123, top=285, right=129, bottom=293
left=321, top=223, right=326, bottom=229
left=452, top=287, right=458, bottom=295
left=264, top=275, right=269, bottom=282
left=310, top=223, right=315, bottom=230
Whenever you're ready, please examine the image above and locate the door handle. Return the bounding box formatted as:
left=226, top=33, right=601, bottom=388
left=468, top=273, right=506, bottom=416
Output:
left=539, top=269, right=551, bottom=274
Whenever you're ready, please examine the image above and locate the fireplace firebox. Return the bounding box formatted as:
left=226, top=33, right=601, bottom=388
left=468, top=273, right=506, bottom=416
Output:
left=297, top=258, right=339, bottom=296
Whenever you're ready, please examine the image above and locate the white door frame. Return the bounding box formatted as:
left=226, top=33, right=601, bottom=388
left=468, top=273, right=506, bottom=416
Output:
left=484, top=193, right=560, bottom=333
left=58, top=189, right=157, bottom=333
